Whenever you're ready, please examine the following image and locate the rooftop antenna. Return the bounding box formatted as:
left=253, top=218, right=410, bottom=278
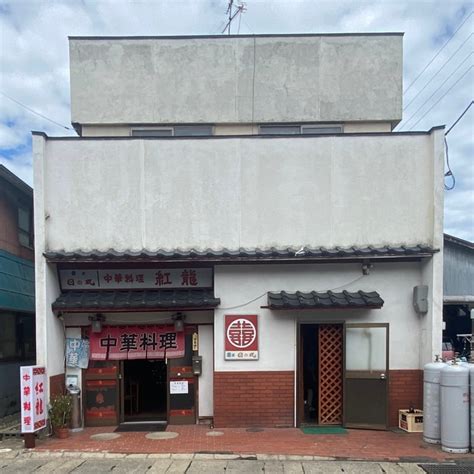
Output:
left=222, top=0, right=247, bottom=35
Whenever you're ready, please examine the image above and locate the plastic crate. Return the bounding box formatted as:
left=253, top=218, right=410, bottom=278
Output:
left=399, top=409, right=423, bottom=432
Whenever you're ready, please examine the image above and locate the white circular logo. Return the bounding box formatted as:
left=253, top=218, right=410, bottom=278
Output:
left=227, top=318, right=256, bottom=349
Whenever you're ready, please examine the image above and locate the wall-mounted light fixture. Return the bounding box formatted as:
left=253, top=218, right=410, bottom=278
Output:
left=362, top=262, right=373, bottom=275
left=172, top=312, right=185, bottom=332
left=89, top=314, right=105, bottom=333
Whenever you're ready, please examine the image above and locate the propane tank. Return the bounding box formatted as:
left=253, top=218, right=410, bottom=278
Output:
left=423, top=356, right=446, bottom=444
left=440, top=361, right=470, bottom=453
left=470, top=364, right=474, bottom=451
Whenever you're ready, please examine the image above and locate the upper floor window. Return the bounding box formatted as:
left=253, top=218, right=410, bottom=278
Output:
left=259, top=124, right=343, bottom=135
left=18, top=206, right=33, bottom=249
left=132, top=128, right=173, bottom=137
left=131, top=125, right=213, bottom=137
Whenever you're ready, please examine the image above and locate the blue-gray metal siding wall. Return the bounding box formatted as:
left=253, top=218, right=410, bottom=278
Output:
left=444, top=241, right=474, bottom=296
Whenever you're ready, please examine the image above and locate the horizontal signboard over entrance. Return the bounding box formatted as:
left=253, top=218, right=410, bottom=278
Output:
left=59, top=268, right=212, bottom=290
left=90, top=325, right=185, bottom=360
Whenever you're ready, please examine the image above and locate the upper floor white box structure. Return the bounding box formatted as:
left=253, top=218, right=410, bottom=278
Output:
left=69, top=34, right=403, bottom=129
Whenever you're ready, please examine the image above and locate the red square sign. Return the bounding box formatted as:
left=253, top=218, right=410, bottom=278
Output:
left=224, top=315, right=258, bottom=360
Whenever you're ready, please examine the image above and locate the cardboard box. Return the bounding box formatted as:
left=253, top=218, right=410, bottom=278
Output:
left=399, top=409, right=423, bottom=433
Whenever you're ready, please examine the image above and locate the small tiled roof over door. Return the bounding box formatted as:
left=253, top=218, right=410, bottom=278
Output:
left=266, top=290, right=384, bottom=310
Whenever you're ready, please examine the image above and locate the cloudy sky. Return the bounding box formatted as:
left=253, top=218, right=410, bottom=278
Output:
left=0, top=0, right=473, bottom=240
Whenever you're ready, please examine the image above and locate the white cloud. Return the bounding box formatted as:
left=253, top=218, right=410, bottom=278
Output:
left=0, top=0, right=472, bottom=240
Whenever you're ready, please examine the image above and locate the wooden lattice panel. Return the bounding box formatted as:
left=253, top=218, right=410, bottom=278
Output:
left=318, top=324, right=343, bottom=425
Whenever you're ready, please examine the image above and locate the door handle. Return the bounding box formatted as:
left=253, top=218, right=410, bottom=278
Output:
left=380, top=373, right=386, bottom=380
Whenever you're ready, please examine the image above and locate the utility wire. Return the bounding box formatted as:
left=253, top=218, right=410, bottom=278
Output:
left=404, top=11, right=473, bottom=95
left=443, top=101, right=474, bottom=190
left=213, top=19, right=228, bottom=35
left=400, top=56, right=473, bottom=130
left=241, top=15, right=254, bottom=34
left=404, top=34, right=473, bottom=111
left=0, top=91, right=72, bottom=131
left=237, top=7, right=243, bottom=34
left=444, top=136, right=456, bottom=191
left=408, top=66, right=473, bottom=130
left=445, top=100, right=474, bottom=135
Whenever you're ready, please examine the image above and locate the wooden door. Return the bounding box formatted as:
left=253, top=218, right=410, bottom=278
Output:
left=167, top=329, right=196, bottom=424
left=84, top=361, right=120, bottom=426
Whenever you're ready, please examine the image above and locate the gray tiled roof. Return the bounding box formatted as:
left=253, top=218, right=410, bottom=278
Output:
left=267, top=290, right=384, bottom=309
left=52, top=289, right=220, bottom=312
left=45, top=245, right=435, bottom=262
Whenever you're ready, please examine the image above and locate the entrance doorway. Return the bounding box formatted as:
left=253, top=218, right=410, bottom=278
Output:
left=123, top=359, right=167, bottom=421
left=300, top=324, right=343, bottom=425
left=299, top=322, right=389, bottom=429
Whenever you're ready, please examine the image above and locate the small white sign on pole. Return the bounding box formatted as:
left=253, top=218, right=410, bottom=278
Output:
left=20, top=366, right=47, bottom=433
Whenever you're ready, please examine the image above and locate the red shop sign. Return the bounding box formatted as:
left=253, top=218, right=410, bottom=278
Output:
left=224, top=315, right=259, bottom=360
left=89, top=325, right=185, bottom=360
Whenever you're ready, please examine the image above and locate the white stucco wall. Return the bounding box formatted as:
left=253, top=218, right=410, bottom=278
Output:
left=62, top=311, right=213, bottom=327
left=214, top=262, right=429, bottom=372
left=37, top=132, right=441, bottom=252
left=198, top=325, right=214, bottom=417
left=419, top=130, right=445, bottom=366
left=70, top=35, right=402, bottom=126
left=34, top=135, right=64, bottom=386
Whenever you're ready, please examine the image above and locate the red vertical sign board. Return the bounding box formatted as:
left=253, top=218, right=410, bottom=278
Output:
left=224, top=314, right=259, bottom=360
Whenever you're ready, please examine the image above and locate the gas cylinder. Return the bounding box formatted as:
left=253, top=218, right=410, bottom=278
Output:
left=440, top=362, right=470, bottom=453
left=423, top=357, right=446, bottom=444
left=470, top=364, right=474, bottom=451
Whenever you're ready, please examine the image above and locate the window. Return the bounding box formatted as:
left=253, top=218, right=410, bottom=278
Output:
left=259, top=125, right=301, bottom=135
left=131, top=125, right=213, bottom=137
left=0, top=312, right=35, bottom=362
left=259, top=124, right=343, bottom=135
left=174, top=125, right=213, bottom=136
left=301, top=125, right=343, bottom=134
left=131, top=129, right=173, bottom=137
left=18, top=206, right=33, bottom=248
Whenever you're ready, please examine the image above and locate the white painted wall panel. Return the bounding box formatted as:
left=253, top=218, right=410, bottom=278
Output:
left=214, top=262, right=425, bottom=371
left=198, top=325, right=214, bottom=417
left=41, top=133, right=439, bottom=252
left=70, top=35, right=402, bottom=125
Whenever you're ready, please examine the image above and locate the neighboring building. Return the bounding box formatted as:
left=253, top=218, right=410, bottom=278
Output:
left=443, top=233, right=474, bottom=358
left=0, top=165, right=35, bottom=418
left=33, top=34, right=444, bottom=430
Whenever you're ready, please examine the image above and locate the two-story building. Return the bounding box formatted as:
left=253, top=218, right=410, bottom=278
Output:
left=0, top=165, right=35, bottom=419
left=34, top=33, right=444, bottom=430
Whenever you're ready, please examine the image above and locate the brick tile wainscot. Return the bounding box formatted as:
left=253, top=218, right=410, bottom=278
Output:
left=214, top=371, right=294, bottom=428
left=388, top=370, right=423, bottom=427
